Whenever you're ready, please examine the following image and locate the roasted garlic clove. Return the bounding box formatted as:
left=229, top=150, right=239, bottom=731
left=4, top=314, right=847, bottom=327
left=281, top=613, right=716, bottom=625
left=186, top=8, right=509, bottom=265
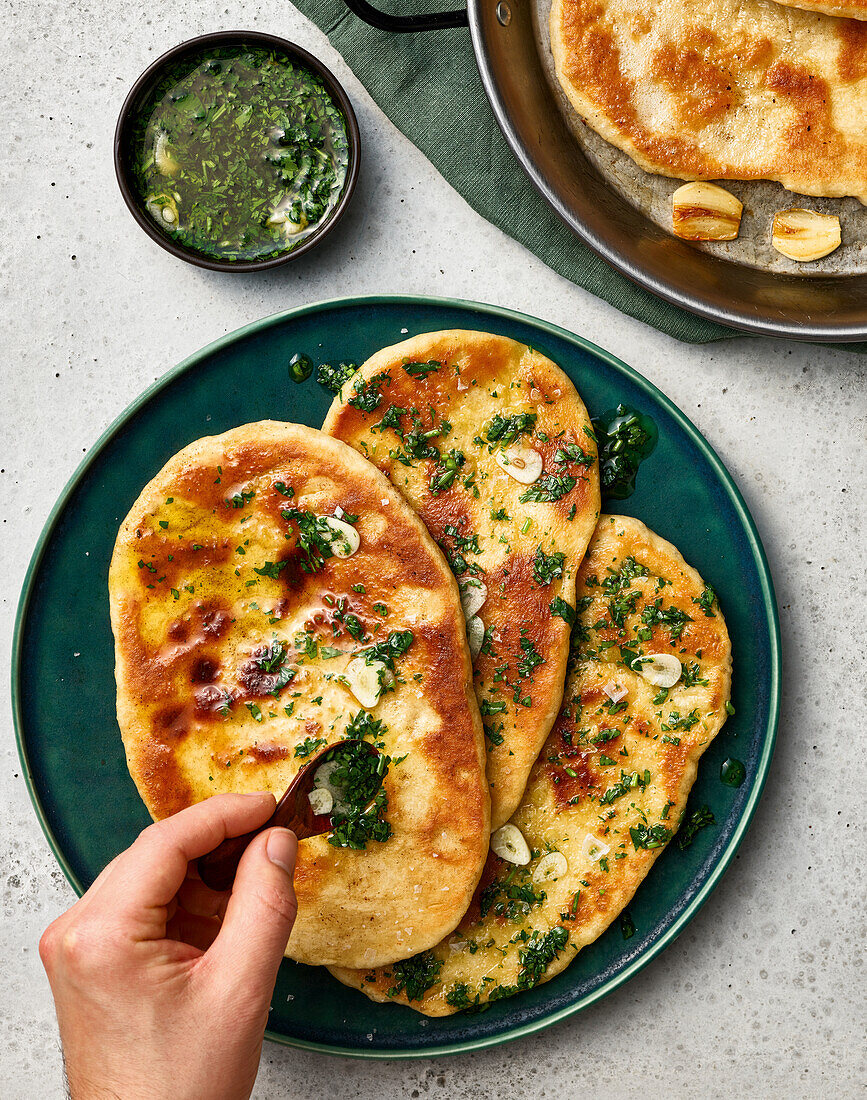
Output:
left=771, top=208, right=841, bottom=262
left=153, top=132, right=180, bottom=177
left=671, top=182, right=743, bottom=241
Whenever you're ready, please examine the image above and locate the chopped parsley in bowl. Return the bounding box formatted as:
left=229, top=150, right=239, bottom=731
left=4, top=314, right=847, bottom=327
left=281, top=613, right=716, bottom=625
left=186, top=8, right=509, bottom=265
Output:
left=115, top=32, right=359, bottom=271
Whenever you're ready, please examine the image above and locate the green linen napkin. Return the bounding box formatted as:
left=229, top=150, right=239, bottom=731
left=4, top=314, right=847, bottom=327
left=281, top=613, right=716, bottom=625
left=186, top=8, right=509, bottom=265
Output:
left=292, top=0, right=736, bottom=342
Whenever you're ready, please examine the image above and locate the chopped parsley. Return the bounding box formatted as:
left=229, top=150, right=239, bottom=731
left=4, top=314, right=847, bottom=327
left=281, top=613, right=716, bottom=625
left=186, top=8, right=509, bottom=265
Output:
left=517, top=635, right=544, bottom=679
left=629, top=823, right=671, bottom=850
left=402, top=359, right=440, bottom=378
left=661, top=708, right=700, bottom=732
left=294, top=736, right=327, bottom=758
left=553, top=441, right=594, bottom=467
left=430, top=448, right=465, bottom=494
left=387, top=951, right=443, bottom=1001
left=360, top=629, right=414, bottom=671
left=326, top=740, right=393, bottom=850
left=344, top=710, right=387, bottom=742
left=599, top=769, right=649, bottom=805
left=677, top=804, right=715, bottom=849
left=348, top=371, right=390, bottom=412
left=519, top=474, right=576, bottom=503
left=693, top=584, right=718, bottom=617
left=378, top=404, right=407, bottom=433
left=484, top=412, right=537, bottom=447
left=228, top=488, right=255, bottom=508
left=640, top=598, right=693, bottom=640
left=549, top=596, right=576, bottom=625
left=253, top=559, right=291, bottom=580
left=281, top=507, right=351, bottom=572
left=445, top=982, right=478, bottom=1010
left=480, top=868, right=547, bottom=922
left=517, top=926, right=569, bottom=987
left=533, top=546, right=565, bottom=586
left=316, top=360, right=358, bottom=393
left=438, top=524, right=483, bottom=576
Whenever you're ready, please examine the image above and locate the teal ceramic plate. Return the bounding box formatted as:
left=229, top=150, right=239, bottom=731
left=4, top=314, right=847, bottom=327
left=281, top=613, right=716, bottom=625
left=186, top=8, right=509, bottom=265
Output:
left=13, top=295, right=779, bottom=1057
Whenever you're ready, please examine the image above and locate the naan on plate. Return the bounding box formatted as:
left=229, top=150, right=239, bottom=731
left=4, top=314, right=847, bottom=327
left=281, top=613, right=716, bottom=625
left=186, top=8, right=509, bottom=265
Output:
left=323, top=331, right=601, bottom=828
left=551, top=0, right=867, bottom=203
left=109, top=421, right=490, bottom=969
left=330, top=514, right=731, bottom=1014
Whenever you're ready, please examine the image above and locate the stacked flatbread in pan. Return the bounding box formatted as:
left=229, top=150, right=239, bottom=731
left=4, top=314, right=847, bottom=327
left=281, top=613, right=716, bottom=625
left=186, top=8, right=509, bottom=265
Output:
left=550, top=0, right=867, bottom=203
left=110, top=331, right=732, bottom=1013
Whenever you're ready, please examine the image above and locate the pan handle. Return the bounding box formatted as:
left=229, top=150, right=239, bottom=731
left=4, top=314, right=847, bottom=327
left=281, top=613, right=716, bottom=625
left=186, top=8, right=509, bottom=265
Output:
left=343, top=0, right=468, bottom=32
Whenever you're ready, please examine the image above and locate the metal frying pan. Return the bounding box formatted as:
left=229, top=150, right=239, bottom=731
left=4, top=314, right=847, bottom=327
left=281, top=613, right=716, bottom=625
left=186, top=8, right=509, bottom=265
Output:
left=344, top=0, right=867, bottom=341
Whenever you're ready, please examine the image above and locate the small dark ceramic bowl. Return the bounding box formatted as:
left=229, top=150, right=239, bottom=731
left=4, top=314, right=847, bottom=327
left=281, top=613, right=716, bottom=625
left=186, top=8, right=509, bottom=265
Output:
left=114, top=31, right=361, bottom=273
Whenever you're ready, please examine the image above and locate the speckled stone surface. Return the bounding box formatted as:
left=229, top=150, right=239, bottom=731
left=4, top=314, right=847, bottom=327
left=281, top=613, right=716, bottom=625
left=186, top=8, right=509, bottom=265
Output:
left=2, top=2, right=865, bottom=1096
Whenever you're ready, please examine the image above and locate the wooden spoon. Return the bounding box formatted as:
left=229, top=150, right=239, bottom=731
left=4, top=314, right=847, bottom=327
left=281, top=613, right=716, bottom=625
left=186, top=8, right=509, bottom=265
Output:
left=197, top=739, right=380, bottom=892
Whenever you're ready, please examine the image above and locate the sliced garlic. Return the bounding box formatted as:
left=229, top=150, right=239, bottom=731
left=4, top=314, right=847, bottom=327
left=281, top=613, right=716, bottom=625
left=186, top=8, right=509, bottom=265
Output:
left=460, top=579, right=487, bottom=620
left=146, top=193, right=179, bottom=227
left=320, top=515, right=360, bottom=557
left=466, top=614, right=485, bottom=660
left=672, top=182, right=743, bottom=241
left=772, top=208, right=841, bottom=262
left=532, top=851, right=568, bottom=884
left=307, top=786, right=334, bottom=816
left=491, top=824, right=531, bottom=865
left=313, top=759, right=351, bottom=816
left=495, top=443, right=543, bottom=485
left=581, top=833, right=611, bottom=861
left=153, top=131, right=180, bottom=177
left=342, top=656, right=386, bottom=708
left=633, top=652, right=682, bottom=688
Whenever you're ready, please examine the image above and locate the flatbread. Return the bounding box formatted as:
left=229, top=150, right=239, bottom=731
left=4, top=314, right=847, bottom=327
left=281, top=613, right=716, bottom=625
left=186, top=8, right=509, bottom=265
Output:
left=551, top=0, right=867, bottom=203
left=773, top=0, right=867, bottom=18
left=108, top=421, right=490, bottom=969
left=323, top=331, right=600, bottom=828
left=330, top=514, right=731, bottom=1014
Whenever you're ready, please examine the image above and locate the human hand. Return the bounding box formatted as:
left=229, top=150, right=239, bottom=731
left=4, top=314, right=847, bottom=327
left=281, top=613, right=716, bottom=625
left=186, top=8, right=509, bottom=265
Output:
left=39, top=793, right=297, bottom=1100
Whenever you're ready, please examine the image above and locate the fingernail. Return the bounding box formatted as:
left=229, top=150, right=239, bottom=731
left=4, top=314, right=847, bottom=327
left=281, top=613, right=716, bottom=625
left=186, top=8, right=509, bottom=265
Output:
left=266, top=828, right=297, bottom=876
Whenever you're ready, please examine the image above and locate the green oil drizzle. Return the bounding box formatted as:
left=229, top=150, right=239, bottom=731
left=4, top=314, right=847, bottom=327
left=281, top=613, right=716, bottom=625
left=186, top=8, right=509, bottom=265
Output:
left=592, top=404, right=658, bottom=499
left=131, top=45, right=349, bottom=262
left=288, top=353, right=313, bottom=382
left=720, top=757, right=746, bottom=787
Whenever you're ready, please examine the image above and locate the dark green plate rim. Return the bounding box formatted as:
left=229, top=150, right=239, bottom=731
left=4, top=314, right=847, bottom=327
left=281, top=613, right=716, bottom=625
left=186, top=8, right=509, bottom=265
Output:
left=12, top=294, right=780, bottom=1058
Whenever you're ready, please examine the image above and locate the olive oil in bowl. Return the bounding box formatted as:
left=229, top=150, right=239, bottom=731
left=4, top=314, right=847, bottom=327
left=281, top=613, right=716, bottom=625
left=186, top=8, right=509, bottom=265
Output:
left=118, top=35, right=358, bottom=269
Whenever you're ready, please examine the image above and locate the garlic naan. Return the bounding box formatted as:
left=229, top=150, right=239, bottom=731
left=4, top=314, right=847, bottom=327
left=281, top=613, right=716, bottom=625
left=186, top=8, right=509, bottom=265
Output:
left=551, top=0, right=867, bottom=203
left=109, top=421, right=489, bottom=969
left=323, top=331, right=600, bottom=828
left=330, top=515, right=731, bottom=1015
left=774, top=0, right=867, bottom=18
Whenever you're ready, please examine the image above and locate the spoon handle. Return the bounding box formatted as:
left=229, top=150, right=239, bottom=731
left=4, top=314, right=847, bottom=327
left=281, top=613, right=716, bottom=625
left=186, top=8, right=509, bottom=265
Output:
left=197, top=755, right=325, bottom=892
left=196, top=739, right=376, bottom=893
left=197, top=796, right=313, bottom=892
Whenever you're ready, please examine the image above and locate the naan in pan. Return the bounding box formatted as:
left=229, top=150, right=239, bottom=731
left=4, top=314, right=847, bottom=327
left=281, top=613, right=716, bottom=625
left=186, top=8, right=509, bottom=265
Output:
left=551, top=0, right=867, bottom=203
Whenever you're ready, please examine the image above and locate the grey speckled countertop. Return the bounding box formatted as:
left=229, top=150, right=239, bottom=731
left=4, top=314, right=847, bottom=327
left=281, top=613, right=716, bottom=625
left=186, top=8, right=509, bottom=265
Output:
left=2, top=2, right=865, bottom=1097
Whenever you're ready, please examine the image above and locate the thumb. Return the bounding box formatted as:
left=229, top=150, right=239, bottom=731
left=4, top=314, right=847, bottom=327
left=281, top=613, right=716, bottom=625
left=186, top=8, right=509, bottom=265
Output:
left=206, top=827, right=298, bottom=998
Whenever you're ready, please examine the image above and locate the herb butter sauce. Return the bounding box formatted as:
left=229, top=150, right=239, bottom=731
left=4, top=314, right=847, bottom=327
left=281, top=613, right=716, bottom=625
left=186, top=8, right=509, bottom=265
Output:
left=592, top=404, right=658, bottom=499
left=131, top=45, right=350, bottom=262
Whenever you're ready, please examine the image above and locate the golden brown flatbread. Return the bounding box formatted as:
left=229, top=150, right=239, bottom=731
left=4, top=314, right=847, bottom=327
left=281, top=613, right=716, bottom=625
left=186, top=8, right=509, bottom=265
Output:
left=323, top=331, right=600, bottom=828
left=330, top=514, right=731, bottom=1014
left=109, top=421, right=490, bottom=969
left=551, top=0, right=867, bottom=202
left=773, top=0, right=867, bottom=18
